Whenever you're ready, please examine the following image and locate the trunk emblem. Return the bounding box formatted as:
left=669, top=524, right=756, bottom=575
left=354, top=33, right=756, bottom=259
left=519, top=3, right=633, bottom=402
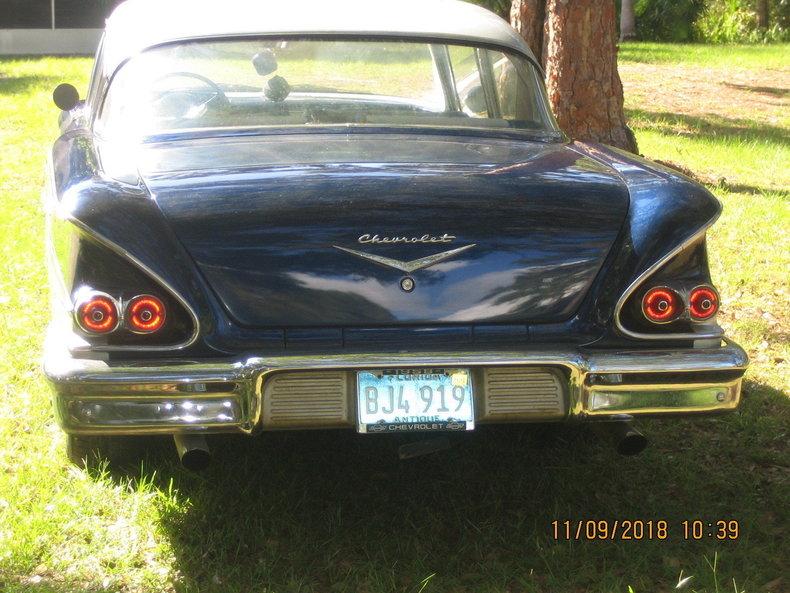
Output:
left=358, top=233, right=456, bottom=244
left=333, top=244, right=476, bottom=273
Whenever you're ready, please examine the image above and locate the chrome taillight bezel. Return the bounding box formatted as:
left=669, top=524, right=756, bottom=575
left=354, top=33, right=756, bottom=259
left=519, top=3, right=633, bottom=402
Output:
left=688, top=284, right=720, bottom=321
left=125, top=294, right=167, bottom=334
left=641, top=286, right=683, bottom=324
left=74, top=291, right=121, bottom=334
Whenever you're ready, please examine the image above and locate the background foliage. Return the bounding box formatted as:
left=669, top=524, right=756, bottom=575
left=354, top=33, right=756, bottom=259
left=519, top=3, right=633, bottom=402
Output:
left=696, top=0, right=790, bottom=42
left=473, top=0, right=789, bottom=43
left=467, top=0, right=511, bottom=19
left=634, top=0, right=706, bottom=42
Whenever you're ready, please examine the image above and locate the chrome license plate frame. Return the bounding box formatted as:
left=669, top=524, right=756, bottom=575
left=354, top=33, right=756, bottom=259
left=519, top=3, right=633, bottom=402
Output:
left=356, top=368, right=475, bottom=434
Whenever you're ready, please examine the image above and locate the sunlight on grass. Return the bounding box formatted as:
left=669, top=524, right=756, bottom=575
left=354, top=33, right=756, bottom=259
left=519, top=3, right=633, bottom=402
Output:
left=620, top=42, right=790, bottom=69
left=631, top=126, right=788, bottom=195
left=0, top=57, right=181, bottom=593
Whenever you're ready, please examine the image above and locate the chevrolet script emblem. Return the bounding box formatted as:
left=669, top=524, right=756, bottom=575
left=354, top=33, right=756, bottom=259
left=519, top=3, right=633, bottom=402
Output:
left=333, top=243, right=476, bottom=273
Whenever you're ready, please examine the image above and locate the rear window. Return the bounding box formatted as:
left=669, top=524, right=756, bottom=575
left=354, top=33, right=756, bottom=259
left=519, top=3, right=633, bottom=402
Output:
left=98, top=38, right=558, bottom=138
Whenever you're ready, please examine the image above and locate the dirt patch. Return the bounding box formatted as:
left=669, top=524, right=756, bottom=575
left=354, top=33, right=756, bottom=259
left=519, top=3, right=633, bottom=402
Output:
left=620, top=63, right=789, bottom=126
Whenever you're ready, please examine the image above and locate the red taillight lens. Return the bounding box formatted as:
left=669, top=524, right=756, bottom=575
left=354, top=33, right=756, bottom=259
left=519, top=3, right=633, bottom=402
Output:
left=126, top=294, right=166, bottom=334
left=642, top=287, right=682, bottom=323
left=76, top=294, right=119, bottom=334
left=126, top=295, right=166, bottom=333
left=689, top=286, right=719, bottom=320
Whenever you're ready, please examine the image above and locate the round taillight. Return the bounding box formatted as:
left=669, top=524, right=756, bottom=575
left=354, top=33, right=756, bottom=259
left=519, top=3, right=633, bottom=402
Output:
left=642, top=287, right=682, bottom=323
left=126, top=295, right=166, bottom=333
left=75, top=293, right=119, bottom=334
left=689, top=286, right=719, bottom=320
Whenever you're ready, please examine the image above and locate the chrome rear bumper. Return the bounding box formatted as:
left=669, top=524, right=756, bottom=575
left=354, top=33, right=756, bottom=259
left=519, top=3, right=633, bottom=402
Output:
left=44, top=340, right=749, bottom=435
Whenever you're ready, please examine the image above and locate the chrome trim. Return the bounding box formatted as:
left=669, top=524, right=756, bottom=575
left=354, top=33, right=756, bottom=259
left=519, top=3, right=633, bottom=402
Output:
left=124, top=294, right=167, bottom=334
left=333, top=243, right=476, bottom=273
left=614, top=219, right=724, bottom=341
left=59, top=396, right=244, bottom=432
left=688, top=284, right=720, bottom=321
left=640, top=285, right=683, bottom=324
left=585, top=381, right=740, bottom=416
left=357, top=233, right=456, bottom=245
left=95, top=121, right=561, bottom=144
left=64, top=218, right=201, bottom=352
left=42, top=156, right=72, bottom=312
left=72, top=290, right=121, bottom=335
left=44, top=324, right=749, bottom=434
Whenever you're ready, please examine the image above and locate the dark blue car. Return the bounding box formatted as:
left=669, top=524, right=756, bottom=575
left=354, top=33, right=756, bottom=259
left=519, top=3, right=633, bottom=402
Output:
left=44, top=0, right=748, bottom=468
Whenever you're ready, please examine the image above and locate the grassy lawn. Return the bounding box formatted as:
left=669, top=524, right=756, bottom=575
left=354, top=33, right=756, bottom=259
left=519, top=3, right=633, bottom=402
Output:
left=0, top=43, right=787, bottom=593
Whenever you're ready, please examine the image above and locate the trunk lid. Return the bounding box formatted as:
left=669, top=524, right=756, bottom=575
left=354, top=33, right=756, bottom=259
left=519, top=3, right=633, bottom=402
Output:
left=139, top=133, right=629, bottom=327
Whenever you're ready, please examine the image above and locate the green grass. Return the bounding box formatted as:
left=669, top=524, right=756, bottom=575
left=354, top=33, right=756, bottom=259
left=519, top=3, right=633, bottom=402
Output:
left=625, top=115, right=788, bottom=195
left=619, top=41, right=790, bottom=68
left=0, top=44, right=788, bottom=593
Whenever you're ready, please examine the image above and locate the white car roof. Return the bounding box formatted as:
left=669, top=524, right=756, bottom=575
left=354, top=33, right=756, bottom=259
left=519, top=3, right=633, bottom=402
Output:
left=101, top=0, right=535, bottom=75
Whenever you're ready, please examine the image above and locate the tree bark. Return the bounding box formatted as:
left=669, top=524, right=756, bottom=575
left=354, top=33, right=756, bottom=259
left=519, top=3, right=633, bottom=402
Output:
left=509, top=0, right=546, bottom=62
left=619, top=0, right=636, bottom=41
left=542, top=0, right=637, bottom=153
left=757, top=0, right=769, bottom=30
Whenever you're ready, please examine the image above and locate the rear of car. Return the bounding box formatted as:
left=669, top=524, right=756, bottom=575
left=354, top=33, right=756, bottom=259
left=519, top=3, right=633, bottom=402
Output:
left=43, top=0, right=748, bottom=465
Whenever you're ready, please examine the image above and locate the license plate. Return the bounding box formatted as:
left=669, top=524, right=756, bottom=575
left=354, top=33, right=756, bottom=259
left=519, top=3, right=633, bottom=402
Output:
left=357, top=368, right=474, bottom=433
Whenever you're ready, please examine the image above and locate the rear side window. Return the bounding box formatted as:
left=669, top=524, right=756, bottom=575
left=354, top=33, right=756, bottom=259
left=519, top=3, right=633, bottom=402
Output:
left=452, top=46, right=547, bottom=123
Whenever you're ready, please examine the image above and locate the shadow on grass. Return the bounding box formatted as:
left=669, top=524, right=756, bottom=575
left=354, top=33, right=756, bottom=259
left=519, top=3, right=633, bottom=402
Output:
left=619, top=43, right=686, bottom=65
left=63, top=376, right=787, bottom=593
left=626, top=108, right=790, bottom=145
left=628, top=107, right=790, bottom=196
left=0, top=74, right=61, bottom=97
left=723, top=82, right=789, bottom=98
left=714, top=181, right=790, bottom=198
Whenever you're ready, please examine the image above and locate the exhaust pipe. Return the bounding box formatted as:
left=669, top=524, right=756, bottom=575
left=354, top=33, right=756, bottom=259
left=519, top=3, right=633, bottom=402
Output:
left=600, top=421, right=648, bottom=456
left=173, top=434, right=211, bottom=471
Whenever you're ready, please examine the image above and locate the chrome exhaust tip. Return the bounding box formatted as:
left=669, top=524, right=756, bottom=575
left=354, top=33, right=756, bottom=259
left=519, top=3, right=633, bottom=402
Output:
left=173, top=434, right=211, bottom=471
left=599, top=421, right=648, bottom=456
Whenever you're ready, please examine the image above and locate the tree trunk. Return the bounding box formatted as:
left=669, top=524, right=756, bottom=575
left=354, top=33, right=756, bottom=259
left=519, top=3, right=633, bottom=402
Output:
left=757, top=0, right=769, bottom=30
left=509, top=0, right=546, bottom=62
left=619, top=0, right=636, bottom=41
left=542, top=0, right=637, bottom=153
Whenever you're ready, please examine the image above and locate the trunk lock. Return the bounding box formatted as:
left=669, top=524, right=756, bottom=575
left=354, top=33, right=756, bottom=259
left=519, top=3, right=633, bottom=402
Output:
left=400, top=277, right=415, bottom=292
